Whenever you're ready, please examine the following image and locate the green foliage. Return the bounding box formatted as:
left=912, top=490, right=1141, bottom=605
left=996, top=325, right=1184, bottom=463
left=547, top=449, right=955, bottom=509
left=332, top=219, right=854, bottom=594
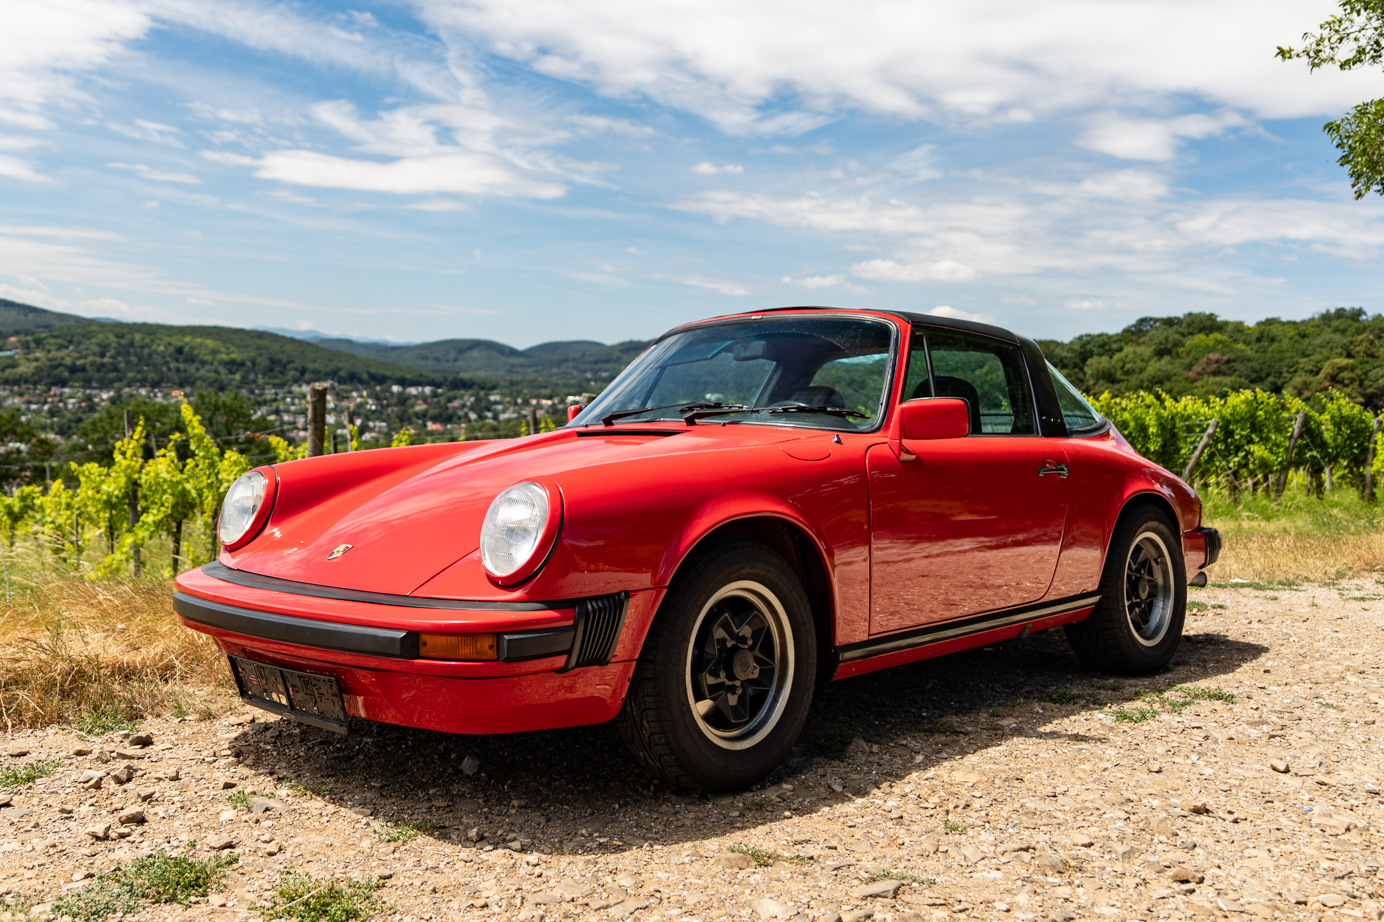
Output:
left=1278, top=1, right=1384, bottom=198
left=51, top=881, right=141, bottom=922
left=862, top=869, right=935, bottom=884
left=1091, top=385, right=1384, bottom=496
left=0, top=758, right=61, bottom=788
left=70, top=703, right=142, bottom=737
left=373, top=820, right=443, bottom=843
left=729, top=844, right=781, bottom=867
left=257, top=871, right=385, bottom=922
left=108, top=852, right=238, bottom=904
left=390, top=427, right=414, bottom=447
left=1041, top=309, right=1384, bottom=405
left=226, top=789, right=262, bottom=811
left=941, top=819, right=968, bottom=834
left=52, top=852, right=237, bottom=921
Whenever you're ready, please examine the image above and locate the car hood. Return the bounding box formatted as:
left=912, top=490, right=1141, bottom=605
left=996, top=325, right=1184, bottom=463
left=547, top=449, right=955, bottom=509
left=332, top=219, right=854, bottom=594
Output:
left=225, top=425, right=815, bottom=596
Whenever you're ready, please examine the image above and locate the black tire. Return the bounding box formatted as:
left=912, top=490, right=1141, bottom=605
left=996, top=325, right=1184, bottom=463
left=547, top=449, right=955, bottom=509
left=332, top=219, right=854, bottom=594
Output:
left=1065, top=506, right=1186, bottom=675
left=617, top=539, right=817, bottom=792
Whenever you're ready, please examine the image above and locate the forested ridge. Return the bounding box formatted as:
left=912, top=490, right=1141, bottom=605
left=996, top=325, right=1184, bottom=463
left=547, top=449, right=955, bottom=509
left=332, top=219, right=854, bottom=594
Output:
left=1039, top=307, right=1384, bottom=407
left=2, top=299, right=1381, bottom=407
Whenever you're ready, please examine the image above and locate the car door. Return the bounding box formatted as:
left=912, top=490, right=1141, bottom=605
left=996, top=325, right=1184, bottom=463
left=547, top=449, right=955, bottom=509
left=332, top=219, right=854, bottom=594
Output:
left=868, top=327, right=1070, bottom=634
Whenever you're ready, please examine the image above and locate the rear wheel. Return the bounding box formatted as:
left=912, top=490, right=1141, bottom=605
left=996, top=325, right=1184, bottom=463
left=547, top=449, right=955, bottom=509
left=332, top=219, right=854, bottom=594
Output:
left=1065, top=506, right=1185, bottom=675
left=617, top=539, right=816, bottom=791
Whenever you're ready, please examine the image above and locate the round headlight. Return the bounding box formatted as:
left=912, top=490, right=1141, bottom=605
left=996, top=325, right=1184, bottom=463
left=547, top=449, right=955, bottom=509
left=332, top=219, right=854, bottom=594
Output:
left=219, top=470, right=268, bottom=547
left=479, top=481, right=553, bottom=581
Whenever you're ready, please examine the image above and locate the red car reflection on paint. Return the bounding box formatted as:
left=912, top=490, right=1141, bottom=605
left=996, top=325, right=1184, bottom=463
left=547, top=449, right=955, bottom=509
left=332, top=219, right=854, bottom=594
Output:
left=174, top=308, right=1221, bottom=791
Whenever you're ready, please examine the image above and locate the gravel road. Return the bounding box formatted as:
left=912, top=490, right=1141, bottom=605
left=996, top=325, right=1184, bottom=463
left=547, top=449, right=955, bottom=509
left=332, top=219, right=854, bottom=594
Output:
left=1, top=580, right=1380, bottom=922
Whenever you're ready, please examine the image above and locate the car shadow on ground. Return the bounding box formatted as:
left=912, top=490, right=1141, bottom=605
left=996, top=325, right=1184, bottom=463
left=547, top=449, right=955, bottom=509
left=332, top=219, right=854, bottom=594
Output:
left=227, top=622, right=1268, bottom=856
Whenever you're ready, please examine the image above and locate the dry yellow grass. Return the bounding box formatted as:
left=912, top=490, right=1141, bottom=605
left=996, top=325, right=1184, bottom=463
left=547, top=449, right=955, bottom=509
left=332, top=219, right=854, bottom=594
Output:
left=0, top=561, right=233, bottom=732
left=1212, top=526, right=1384, bottom=584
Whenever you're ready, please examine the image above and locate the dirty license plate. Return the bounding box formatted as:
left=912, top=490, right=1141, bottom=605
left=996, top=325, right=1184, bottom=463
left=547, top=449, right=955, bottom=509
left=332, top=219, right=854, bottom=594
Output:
left=229, top=655, right=349, bottom=734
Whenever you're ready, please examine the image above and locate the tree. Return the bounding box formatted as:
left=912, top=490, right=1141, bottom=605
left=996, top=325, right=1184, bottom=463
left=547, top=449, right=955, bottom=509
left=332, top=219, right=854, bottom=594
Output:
left=1278, top=1, right=1384, bottom=199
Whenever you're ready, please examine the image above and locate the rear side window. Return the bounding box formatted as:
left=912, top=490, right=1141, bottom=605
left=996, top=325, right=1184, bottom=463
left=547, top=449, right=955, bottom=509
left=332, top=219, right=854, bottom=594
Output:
left=1047, top=361, right=1104, bottom=433
left=926, top=331, right=1035, bottom=435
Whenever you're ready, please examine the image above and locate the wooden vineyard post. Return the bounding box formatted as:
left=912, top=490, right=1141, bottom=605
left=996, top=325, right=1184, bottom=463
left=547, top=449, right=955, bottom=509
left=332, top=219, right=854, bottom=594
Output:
left=1274, top=410, right=1308, bottom=502
left=1181, top=419, right=1219, bottom=481
left=1366, top=416, right=1382, bottom=503
left=528, top=407, right=539, bottom=436
left=306, top=383, right=327, bottom=457
left=125, top=408, right=140, bottom=577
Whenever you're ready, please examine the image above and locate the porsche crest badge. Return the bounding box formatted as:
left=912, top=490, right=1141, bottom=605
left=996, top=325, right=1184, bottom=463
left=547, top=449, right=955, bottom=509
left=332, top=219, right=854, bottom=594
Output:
left=327, top=544, right=353, bottom=560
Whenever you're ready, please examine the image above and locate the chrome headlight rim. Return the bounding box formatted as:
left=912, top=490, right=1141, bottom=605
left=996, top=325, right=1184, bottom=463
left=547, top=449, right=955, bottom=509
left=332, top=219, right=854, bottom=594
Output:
left=479, top=479, right=563, bottom=586
left=218, top=468, right=276, bottom=550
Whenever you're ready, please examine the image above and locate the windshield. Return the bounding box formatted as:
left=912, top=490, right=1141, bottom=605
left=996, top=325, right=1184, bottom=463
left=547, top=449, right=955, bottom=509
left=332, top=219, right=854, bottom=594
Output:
left=572, top=316, right=896, bottom=431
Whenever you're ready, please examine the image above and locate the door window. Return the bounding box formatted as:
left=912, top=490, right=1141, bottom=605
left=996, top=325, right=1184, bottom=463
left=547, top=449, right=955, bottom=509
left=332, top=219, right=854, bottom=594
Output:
left=925, top=331, right=1035, bottom=435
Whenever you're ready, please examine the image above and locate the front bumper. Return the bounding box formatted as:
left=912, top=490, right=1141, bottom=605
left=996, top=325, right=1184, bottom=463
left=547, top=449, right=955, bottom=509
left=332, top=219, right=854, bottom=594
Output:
left=173, top=563, right=658, bottom=735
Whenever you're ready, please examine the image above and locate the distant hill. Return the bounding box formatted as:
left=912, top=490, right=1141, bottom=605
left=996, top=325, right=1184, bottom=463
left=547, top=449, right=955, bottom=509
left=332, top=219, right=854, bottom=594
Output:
left=313, top=336, right=650, bottom=388
left=0, top=300, right=99, bottom=332
left=0, top=297, right=646, bottom=393
left=0, top=323, right=472, bottom=391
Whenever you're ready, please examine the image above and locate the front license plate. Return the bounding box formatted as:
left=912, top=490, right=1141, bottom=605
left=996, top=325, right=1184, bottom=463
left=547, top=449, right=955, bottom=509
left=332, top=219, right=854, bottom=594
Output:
left=229, top=655, right=349, bottom=735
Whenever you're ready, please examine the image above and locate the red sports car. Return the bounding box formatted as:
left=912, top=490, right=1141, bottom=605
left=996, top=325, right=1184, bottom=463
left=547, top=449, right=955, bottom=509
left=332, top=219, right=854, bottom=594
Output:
left=174, top=307, right=1220, bottom=791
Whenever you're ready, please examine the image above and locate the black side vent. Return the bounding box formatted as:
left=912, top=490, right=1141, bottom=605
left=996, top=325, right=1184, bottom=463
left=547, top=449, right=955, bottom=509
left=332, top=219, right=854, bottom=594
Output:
left=561, top=591, right=630, bottom=672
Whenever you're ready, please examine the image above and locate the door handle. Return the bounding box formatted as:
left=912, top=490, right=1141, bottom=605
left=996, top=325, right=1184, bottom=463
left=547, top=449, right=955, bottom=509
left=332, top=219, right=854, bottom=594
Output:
left=1038, top=463, right=1069, bottom=479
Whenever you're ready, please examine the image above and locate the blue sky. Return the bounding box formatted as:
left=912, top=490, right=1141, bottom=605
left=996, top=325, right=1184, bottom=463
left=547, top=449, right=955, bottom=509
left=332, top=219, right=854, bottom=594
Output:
left=2, top=0, right=1383, bottom=348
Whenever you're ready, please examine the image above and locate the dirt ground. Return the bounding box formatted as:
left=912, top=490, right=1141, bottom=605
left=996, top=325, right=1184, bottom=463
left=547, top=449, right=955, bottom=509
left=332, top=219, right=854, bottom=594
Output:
left=1, top=579, right=1380, bottom=922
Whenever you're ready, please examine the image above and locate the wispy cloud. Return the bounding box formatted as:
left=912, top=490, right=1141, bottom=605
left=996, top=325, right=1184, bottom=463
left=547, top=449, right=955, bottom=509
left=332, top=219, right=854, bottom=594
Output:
left=692, top=161, right=743, bottom=175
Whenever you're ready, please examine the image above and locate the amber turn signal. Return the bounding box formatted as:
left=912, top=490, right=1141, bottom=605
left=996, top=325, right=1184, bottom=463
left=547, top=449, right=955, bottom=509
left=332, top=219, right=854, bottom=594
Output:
left=418, top=633, right=498, bottom=661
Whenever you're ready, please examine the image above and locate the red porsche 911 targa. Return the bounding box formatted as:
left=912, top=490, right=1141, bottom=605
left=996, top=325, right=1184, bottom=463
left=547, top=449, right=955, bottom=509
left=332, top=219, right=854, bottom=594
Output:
left=174, top=307, right=1220, bottom=791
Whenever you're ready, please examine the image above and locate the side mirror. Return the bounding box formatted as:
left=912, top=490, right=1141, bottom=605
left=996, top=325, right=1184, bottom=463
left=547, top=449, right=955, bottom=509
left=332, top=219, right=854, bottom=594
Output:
left=899, top=398, right=970, bottom=446
left=567, top=405, right=582, bottom=423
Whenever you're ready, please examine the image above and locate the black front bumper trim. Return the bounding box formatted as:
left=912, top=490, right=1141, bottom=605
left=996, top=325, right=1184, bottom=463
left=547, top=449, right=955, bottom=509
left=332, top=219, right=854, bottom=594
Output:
left=174, top=591, right=591, bottom=664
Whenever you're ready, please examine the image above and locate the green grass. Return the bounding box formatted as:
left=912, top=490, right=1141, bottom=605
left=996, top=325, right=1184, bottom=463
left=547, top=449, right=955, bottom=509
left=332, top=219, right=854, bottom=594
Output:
left=69, top=704, right=142, bottom=738
left=1113, top=685, right=1235, bottom=721
left=51, top=852, right=237, bottom=921
left=861, top=869, right=936, bottom=885
left=110, top=852, right=238, bottom=904
left=1186, top=601, right=1227, bottom=612
left=0, top=894, right=38, bottom=915
left=226, top=790, right=266, bottom=811
left=0, top=758, right=60, bottom=788
left=941, top=819, right=968, bottom=834
left=919, top=722, right=969, bottom=736
left=257, top=872, right=385, bottom=922
left=1038, top=690, right=1104, bottom=706
left=374, top=820, right=445, bottom=843
left=726, top=844, right=813, bottom=867
left=1318, top=701, right=1344, bottom=711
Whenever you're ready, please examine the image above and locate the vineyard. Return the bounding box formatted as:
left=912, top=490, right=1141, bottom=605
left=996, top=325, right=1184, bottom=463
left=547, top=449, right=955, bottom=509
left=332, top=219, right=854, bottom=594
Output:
left=0, top=390, right=1381, bottom=584
left=1092, top=388, right=1384, bottom=497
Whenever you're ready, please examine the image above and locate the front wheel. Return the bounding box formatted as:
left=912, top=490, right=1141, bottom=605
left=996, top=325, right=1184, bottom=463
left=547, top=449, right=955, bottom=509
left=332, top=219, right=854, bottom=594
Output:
left=1065, top=506, right=1186, bottom=675
left=617, top=540, right=816, bottom=791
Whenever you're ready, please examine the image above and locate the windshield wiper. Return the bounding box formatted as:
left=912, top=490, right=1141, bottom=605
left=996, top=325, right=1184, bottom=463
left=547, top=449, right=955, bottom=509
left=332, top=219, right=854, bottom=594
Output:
left=600, top=402, right=743, bottom=427
left=767, top=404, right=870, bottom=419
left=682, top=403, right=870, bottom=424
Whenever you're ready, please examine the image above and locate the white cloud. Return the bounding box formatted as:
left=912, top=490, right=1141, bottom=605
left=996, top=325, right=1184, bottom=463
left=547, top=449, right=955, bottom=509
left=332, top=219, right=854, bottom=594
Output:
left=890, top=143, right=942, bottom=181
left=566, top=114, right=657, bottom=137
left=665, top=274, right=748, bottom=296
left=406, top=199, right=473, bottom=211
left=247, top=149, right=565, bottom=198
left=0, top=153, right=51, bottom=183
left=783, top=274, right=845, bottom=289
left=928, top=305, right=994, bottom=323
left=108, top=162, right=201, bottom=183
left=692, top=161, right=743, bottom=175
left=1077, top=112, right=1246, bottom=161
left=853, top=258, right=979, bottom=282
left=419, top=0, right=1376, bottom=135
